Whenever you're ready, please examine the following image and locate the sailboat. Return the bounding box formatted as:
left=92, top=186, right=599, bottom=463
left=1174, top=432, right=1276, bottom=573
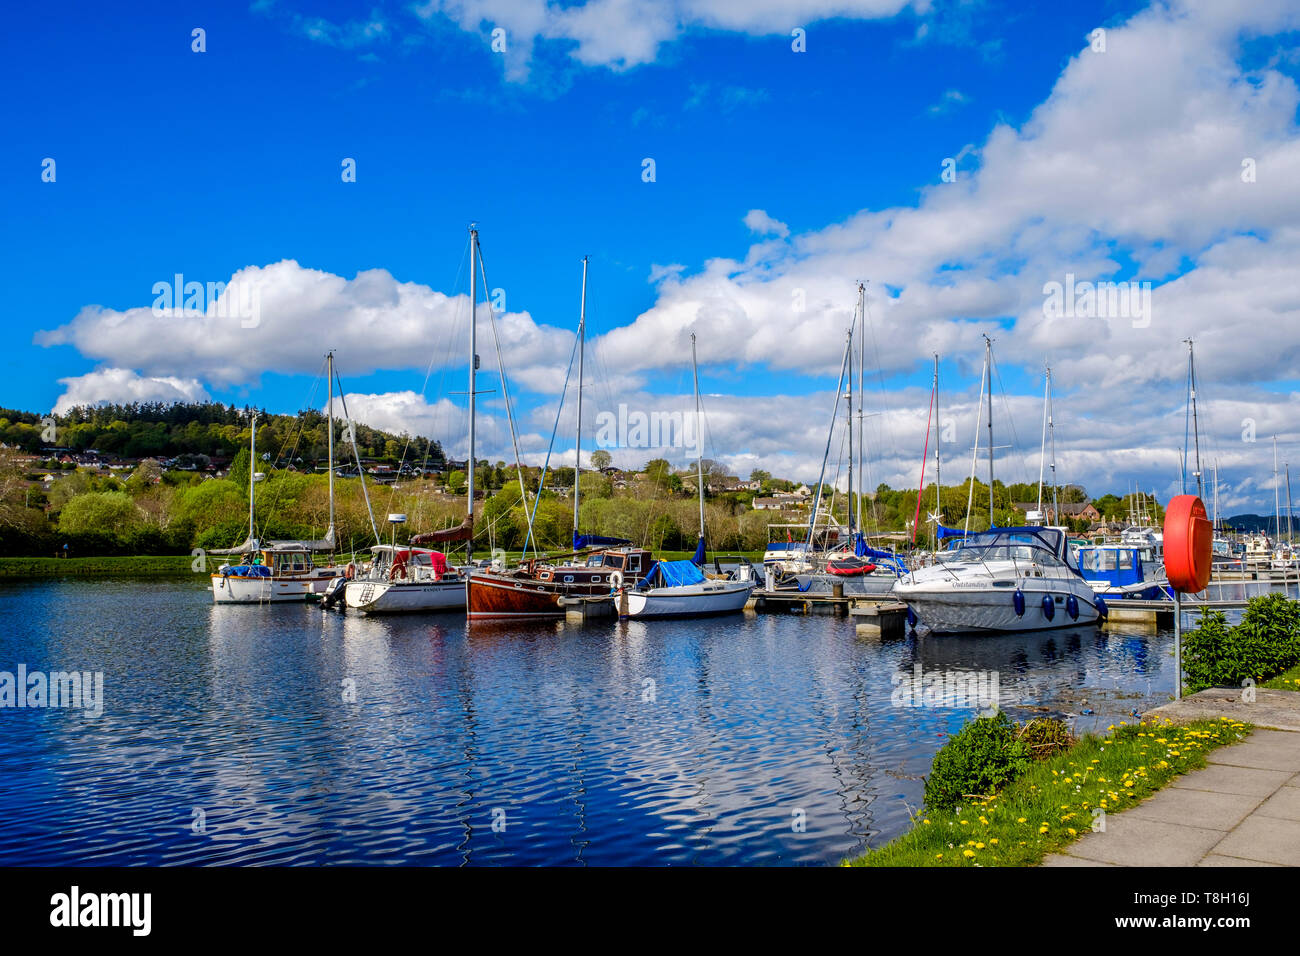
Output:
left=210, top=353, right=347, bottom=603
left=340, top=226, right=487, bottom=613
left=892, top=337, right=1103, bottom=633
left=766, top=286, right=908, bottom=595
left=466, top=256, right=654, bottom=621
left=623, top=334, right=756, bottom=618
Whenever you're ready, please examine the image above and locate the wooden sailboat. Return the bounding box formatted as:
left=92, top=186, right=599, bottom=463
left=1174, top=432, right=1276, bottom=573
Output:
left=466, top=257, right=654, bottom=620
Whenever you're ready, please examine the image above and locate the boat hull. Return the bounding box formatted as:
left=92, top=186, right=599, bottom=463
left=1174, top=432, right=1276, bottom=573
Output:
left=343, top=578, right=466, bottom=613
left=211, top=570, right=337, bottom=603
left=892, top=579, right=1101, bottom=634
left=624, top=581, right=755, bottom=618
left=466, top=572, right=592, bottom=620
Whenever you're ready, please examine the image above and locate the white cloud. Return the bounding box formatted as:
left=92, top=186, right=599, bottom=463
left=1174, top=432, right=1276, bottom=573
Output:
left=53, top=368, right=210, bottom=415
left=743, top=209, right=790, bottom=238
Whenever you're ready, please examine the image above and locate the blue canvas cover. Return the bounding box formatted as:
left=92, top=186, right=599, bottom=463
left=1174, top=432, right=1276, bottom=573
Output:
left=573, top=532, right=632, bottom=550
left=658, top=560, right=706, bottom=587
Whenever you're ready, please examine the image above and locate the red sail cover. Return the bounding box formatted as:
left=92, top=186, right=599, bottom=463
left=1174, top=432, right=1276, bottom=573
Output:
left=410, top=517, right=473, bottom=545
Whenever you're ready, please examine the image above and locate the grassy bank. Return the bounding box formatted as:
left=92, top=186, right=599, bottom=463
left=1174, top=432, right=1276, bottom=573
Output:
left=1263, top=663, right=1300, bottom=690
left=0, top=555, right=197, bottom=577
left=845, top=717, right=1251, bottom=867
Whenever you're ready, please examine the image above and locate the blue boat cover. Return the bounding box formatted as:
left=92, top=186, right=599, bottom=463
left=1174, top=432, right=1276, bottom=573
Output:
left=222, top=564, right=271, bottom=577
left=936, top=524, right=967, bottom=539
left=573, top=532, right=632, bottom=549
left=691, top=536, right=706, bottom=565
left=658, top=559, right=706, bottom=587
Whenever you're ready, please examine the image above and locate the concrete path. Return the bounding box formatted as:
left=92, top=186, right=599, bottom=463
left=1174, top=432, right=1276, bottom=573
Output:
left=1042, top=689, right=1300, bottom=867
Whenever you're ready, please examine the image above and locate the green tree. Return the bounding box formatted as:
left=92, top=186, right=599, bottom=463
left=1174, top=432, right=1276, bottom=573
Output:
left=447, top=469, right=467, bottom=496
left=57, top=491, right=143, bottom=538
left=589, top=449, right=612, bottom=471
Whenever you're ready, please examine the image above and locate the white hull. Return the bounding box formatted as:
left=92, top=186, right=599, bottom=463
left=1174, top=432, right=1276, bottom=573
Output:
left=624, top=580, right=755, bottom=618
left=211, top=570, right=338, bottom=603
left=344, top=578, right=466, bottom=613
left=893, top=578, right=1100, bottom=633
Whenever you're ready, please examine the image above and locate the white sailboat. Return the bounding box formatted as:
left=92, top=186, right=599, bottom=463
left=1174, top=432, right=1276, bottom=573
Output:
left=892, top=337, right=1102, bottom=633
left=623, top=333, right=756, bottom=619
left=211, top=353, right=346, bottom=603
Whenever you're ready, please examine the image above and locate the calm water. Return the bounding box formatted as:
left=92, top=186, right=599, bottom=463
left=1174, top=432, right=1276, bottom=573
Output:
left=0, top=577, right=1179, bottom=866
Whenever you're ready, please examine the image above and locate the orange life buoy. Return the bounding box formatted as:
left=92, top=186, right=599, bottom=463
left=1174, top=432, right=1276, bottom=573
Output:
left=1164, top=495, right=1212, bottom=593
left=389, top=561, right=407, bottom=581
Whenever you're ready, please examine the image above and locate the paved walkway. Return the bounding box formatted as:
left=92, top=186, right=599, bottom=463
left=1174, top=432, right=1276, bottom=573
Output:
left=1042, top=690, right=1300, bottom=867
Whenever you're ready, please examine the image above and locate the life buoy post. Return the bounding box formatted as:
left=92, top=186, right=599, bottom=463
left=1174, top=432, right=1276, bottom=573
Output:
left=1163, top=495, right=1212, bottom=700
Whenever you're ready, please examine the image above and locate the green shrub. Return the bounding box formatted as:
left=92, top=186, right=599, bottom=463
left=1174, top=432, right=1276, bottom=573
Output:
left=1183, top=594, right=1300, bottom=692
left=924, top=712, right=1031, bottom=811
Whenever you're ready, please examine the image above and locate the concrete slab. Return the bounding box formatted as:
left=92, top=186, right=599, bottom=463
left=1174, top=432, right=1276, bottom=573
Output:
left=1207, top=740, right=1300, bottom=772
left=1253, top=785, right=1300, bottom=823
left=1062, top=815, right=1224, bottom=867
left=1124, top=788, right=1263, bottom=831
left=1146, top=688, right=1300, bottom=731
left=1197, top=854, right=1281, bottom=867
left=1040, top=853, right=1114, bottom=866
left=1170, top=764, right=1294, bottom=796
left=1211, top=815, right=1300, bottom=866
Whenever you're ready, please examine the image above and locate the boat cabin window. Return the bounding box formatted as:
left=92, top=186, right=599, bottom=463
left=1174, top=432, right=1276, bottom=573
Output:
left=1118, top=550, right=1135, bottom=570
left=627, top=555, right=641, bottom=572
left=586, top=555, right=603, bottom=568
left=602, top=554, right=622, bottom=569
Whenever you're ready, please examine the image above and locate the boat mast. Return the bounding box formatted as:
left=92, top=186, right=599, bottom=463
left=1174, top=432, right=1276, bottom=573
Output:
left=248, top=413, right=256, bottom=547
left=984, top=334, right=994, bottom=527
left=1186, top=338, right=1203, bottom=500
left=690, top=333, right=705, bottom=544
left=467, top=224, right=478, bottom=563
left=326, top=350, right=335, bottom=544
left=1036, top=367, right=1048, bottom=518
left=933, top=353, right=940, bottom=550
left=856, top=283, right=866, bottom=537
left=846, top=309, right=854, bottom=541
left=1288, top=462, right=1294, bottom=547
left=1274, top=436, right=1281, bottom=543
left=573, top=256, right=587, bottom=542
left=1048, top=366, right=1058, bottom=524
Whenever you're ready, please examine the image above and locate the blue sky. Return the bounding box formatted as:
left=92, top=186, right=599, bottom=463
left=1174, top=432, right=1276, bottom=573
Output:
left=5, top=0, right=1300, bottom=511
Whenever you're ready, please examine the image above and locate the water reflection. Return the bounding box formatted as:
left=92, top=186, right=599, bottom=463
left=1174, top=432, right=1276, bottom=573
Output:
left=0, top=579, right=1178, bottom=865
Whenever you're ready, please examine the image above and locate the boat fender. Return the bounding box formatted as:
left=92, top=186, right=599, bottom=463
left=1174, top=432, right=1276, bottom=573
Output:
left=1041, top=594, right=1055, bottom=621
left=345, top=562, right=356, bottom=580
left=1095, top=596, right=1108, bottom=619
left=1013, top=588, right=1025, bottom=617
left=906, top=606, right=917, bottom=629
left=609, top=570, right=624, bottom=590
left=1066, top=594, right=1079, bottom=620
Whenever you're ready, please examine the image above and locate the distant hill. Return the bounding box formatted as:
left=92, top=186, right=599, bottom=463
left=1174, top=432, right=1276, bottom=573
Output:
left=0, top=401, right=446, bottom=468
left=1221, top=514, right=1294, bottom=533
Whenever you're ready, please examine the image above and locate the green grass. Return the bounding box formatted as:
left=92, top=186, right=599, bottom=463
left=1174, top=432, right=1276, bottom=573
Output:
left=844, top=718, right=1252, bottom=867
left=1262, top=663, right=1300, bottom=691
left=0, top=555, right=197, bottom=577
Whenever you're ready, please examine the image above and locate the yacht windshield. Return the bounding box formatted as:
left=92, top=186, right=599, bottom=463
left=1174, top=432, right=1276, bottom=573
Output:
left=939, top=529, right=1067, bottom=568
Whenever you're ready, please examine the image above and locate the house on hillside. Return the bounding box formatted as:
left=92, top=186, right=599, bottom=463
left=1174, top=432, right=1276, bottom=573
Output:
left=1014, top=501, right=1102, bottom=524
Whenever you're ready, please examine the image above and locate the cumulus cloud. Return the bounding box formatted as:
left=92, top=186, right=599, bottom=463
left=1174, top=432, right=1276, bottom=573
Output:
left=743, top=209, right=790, bottom=239
left=35, top=260, right=573, bottom=392
left=53, top=368, right=210, bottom=414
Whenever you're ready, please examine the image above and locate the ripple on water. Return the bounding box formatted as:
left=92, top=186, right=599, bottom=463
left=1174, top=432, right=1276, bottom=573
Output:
left=0, top=577, right=1176, bottom=865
